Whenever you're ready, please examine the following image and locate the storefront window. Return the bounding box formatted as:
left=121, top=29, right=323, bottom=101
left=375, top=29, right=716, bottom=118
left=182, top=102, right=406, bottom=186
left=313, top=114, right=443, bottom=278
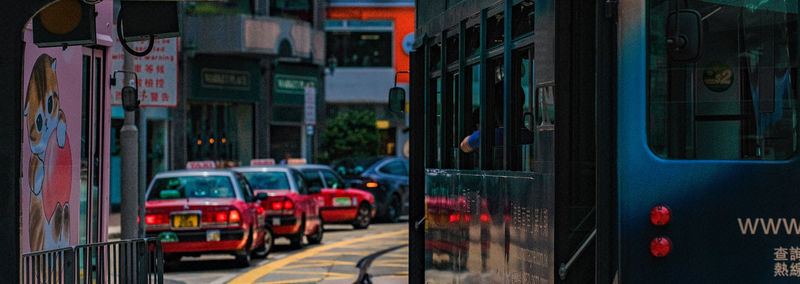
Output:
left=187, top=102, right=254, bottom=166
left=270, top=0, right=313, bottom=22
left=326, top=20, right=393, bottom=67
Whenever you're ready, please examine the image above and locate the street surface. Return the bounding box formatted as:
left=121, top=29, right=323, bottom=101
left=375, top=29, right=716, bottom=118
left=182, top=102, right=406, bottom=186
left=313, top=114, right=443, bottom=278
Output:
left=162, top=222, right=408, bottom=284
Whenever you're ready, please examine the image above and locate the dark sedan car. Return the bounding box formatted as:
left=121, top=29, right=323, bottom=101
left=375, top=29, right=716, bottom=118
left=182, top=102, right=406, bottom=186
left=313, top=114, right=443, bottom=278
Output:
left=331, top=156, right=408, bottom=222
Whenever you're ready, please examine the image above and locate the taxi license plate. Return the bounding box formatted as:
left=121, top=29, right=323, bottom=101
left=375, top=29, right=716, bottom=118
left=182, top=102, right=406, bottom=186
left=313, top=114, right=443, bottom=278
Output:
left=172, top=214, right=199, bottom=228
left=333, top=197, right=352, bottom=207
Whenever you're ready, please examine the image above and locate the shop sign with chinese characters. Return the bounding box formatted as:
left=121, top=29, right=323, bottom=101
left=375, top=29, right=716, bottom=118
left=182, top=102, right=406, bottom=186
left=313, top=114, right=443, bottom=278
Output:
left=111, top=29, right=178, bottom=107
left=773, top=246, right=800, bottom=277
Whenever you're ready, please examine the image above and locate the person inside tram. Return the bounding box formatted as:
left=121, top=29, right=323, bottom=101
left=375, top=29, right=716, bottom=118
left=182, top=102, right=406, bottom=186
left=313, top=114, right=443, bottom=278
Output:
left=460, top=107, right=533, bottom=153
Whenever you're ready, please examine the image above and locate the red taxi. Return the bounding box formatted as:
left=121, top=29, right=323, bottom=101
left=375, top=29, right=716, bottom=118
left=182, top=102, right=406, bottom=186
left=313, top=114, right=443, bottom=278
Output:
left=291, top=165, right=376, bottom=229
left=144, top=169, right=271, bottom=267
left=234, top=166, right=323, bottom=249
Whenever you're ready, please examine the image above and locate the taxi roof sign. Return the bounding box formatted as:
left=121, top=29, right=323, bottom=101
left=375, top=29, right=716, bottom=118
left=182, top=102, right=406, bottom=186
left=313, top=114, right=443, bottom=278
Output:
left=287, top=158, right=306, bottom=165
left=186, top=160, right=216, bottom=169
left=250, top=159, right=276, bottom=166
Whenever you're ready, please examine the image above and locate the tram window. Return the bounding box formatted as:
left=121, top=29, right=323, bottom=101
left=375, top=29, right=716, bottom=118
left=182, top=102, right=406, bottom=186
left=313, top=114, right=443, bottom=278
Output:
left=487, top=13, right=504, bottom=48
left=511, top=0, right=535, bottom=39
left=514, top=49, right=535, bottom=171
left=646, top=0, right=800, bottom=160
left=446, top=72, right=459, bottom=168
left=465, top=23, right=480, bottom=59
left=459, top=64, right=481, bottom=169
left=446, top=36, right=459, bottom=65
left=487, top=57, right=504, bottom=169
left=430, top=43, right=442, bottom=72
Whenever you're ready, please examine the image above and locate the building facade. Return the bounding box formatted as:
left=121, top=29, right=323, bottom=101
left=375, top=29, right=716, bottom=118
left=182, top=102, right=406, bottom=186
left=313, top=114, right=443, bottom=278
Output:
left=172, top=0, right=327, bottom=169
left=325, top=0, right=414, bottom=157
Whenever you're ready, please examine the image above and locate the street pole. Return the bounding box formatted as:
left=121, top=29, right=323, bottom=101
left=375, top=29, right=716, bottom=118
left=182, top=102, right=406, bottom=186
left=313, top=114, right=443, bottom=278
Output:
left=120, top=45, right=139, bottom=240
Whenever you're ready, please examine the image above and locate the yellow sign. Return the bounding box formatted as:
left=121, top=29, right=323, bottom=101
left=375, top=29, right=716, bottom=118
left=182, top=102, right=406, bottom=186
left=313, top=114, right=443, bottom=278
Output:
left=376, top=120, right=390, bottom=129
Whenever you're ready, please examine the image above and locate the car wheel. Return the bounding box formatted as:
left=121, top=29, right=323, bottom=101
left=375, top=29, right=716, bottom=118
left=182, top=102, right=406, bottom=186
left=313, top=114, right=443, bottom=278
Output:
left=252, top=227, right=274, bottom=258
left=352, top=202, right=372, bottom=229
left=386, top=195, right=401, bottom=223
left=307, top=217, right=324, bottom=244
left=290, top=217, right=305, bottom=249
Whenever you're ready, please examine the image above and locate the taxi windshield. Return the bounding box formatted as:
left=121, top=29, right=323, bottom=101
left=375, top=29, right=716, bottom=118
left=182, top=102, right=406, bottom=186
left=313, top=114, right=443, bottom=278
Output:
left=241, top=172, right=291, bottom=190
left=148, top=175, right=236, bottom=200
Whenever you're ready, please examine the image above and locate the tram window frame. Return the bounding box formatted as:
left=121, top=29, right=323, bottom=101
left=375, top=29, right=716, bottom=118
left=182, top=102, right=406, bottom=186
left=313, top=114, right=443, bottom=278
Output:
left=645, top=0, right=800, bottom=161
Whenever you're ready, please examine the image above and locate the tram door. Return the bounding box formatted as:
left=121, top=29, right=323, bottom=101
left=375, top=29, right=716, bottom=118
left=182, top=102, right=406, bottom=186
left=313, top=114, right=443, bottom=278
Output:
left=618, top=0, right=800, bottom=282
left=80, top=47, right=107, bottom=244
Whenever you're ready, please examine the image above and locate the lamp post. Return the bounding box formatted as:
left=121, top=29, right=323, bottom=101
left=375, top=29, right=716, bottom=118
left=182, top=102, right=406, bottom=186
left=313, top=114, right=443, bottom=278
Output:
left=111, top=70, right=140, bottom=240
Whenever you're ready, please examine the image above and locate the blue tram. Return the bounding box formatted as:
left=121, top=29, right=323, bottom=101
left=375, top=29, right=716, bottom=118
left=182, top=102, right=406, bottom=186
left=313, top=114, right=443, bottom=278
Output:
left=405, top=0, right=800, bottom=283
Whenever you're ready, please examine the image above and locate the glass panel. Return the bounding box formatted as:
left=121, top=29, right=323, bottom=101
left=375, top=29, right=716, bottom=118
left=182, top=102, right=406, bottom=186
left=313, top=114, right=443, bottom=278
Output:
left=292, top=170, right=307, bottom=194
left=486, top=12, right=505, bottom=48
left=241, top=172, right=292, bottom=190
left=646, top=0, right=800, bottom=160
left=465, top=23, right=480, bottom=58
left=514, top=49, right=535, bottom=171
left=459, top=64, right=481, bottom=169
left=346, top=20, right=393, bottom=28
left=92, top=55, right=103, bottom=243
left=187, top=102, right=253, bottom=165
left=487, top=57, right=504, bottom=169
left=437, top=78, right=443, bottom=168
left=320, top=170, right=345, bottom=189
left=147, top=176, right=236, bottom=200
left=270, top=125, right=301, bottom=162
left=446, top=36, right=459, bottom=65
left=512, top=0, right=535, bottom=38
left=80, top=55, right=90, bottom=244
left=301, top=170, right=324, bottom=191
left=326, top=31, right=393, bottom=67
left=270, top=0, right=313, bottom=22
left=430, top=43, right=442, bottom=72
left=447, top=72, right=459, bottom=167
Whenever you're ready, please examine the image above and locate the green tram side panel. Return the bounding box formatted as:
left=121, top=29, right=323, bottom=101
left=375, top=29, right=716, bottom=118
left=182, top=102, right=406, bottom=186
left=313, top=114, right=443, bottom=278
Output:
left=424, top=169, right=554, bottom=282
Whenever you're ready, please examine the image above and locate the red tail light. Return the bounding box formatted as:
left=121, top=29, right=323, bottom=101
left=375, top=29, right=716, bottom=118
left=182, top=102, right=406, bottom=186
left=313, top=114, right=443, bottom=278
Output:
left=272, top=201, right=284, bottom=210
left=283, top=200, right=294, bottom=210
left=229, top=210, right=241, bottom=223
left=145, top=213, right=168, bottom=225
left=464, top=214, right=471, bottom=223
left=449, top=213, right=460, bottom=223
left=650, top=205, right=671, bottom=226
left=650, top=236, right=672, bottom=257
left=480, top=213, right=490, bottom=223
left=216, top=211, right=228, bottom=223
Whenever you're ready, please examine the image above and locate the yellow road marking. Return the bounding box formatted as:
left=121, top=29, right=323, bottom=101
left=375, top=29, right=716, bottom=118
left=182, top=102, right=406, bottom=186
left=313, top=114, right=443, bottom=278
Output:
left=230, top=230, right=408, bottom=283
left=313, top=251, right=372, bottom=257
left=278, top=260, right=356, bottom=269
left=255, top=276, right=351, bottom=284
left=267, top=271, right=357, bottom=278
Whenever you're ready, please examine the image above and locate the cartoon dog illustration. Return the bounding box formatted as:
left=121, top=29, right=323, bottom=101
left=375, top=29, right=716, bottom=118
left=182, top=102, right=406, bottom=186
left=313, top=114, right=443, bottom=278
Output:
left=25, top=54, right=72, bottom=251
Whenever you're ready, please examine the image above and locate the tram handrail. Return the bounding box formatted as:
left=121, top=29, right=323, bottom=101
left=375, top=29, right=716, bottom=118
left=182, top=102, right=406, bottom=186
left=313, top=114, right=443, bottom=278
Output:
left=21, top=237, right=164, bottom=284
left=559, top=229, right=597, bottom=280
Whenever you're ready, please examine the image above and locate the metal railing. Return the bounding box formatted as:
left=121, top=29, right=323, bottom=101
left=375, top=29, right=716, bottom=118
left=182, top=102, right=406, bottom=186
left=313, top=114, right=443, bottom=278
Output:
left=22, top=238, right=163, bottom=284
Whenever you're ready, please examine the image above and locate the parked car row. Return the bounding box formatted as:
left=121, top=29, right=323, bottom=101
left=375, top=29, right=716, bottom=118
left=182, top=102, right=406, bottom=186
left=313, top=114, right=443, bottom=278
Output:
left=143, top=160, right=401, bottom=267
